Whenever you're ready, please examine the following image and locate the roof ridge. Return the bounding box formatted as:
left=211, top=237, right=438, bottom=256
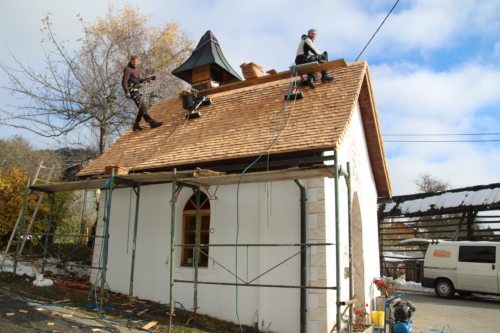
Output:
left=202, top=58, right=351, bottom=96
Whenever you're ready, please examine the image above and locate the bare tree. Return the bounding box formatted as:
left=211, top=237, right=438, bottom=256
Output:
left=0, top=4, right=192, bottom=154
left=413, top=173, right=449, bottom=193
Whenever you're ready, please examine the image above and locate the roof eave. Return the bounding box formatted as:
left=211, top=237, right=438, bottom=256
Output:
left=356, top=62, right=392, bottom=198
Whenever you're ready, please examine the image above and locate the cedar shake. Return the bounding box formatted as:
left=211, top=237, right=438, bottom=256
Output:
left=78, top=60, right=391, bottom=197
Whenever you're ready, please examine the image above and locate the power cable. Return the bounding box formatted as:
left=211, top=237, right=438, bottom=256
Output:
left=355, top=0, right=400, bottom=61
left=384, top=132, right=500, bottom=137
left=385, top=139, right=500, bottom=143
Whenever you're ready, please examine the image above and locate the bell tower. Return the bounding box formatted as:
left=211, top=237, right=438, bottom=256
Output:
left=172, top=30, right=242, bottom=90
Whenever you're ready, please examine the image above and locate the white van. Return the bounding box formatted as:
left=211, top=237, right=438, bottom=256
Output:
left=422, top=241, right=500, bottom=298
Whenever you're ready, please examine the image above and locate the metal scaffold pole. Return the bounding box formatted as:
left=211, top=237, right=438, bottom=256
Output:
left=334, top=149, right=342, bottom=333
left=193, top=188, right=201, bottom=314
left=345, top=162, right=353, bottom=333
left=129, top=184, right=141, bottom=296
left=41, top=192, right=55, bottom=274
left=100, top=175, right=115, bottom=309
left=168, top=169, right=177, bottom=332
left=11, top=184, right=32, bottom=275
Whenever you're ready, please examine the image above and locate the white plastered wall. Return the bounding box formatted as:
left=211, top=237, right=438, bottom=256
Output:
left=303, top=101, right=380, bottom=333
left=93, top=180, right=306, bottom=332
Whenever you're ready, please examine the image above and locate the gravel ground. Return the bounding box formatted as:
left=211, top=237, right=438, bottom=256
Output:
left=404, top=291, right=500, bottom=333
left=0, top=289, right=123, bottom=333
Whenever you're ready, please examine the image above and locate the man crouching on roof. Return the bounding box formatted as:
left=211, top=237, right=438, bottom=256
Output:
left=295, top=29, right=334, bottom=89
left=122, top=55, right=163, bottom=131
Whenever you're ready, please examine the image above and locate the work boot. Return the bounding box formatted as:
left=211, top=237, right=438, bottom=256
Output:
left=321, top=73, right=334, bottom=83
left=148, top=119, right=163, bottom=129
left=307, top=74, right=316, bottom=89
left=132, top=123, right=143, bottom=132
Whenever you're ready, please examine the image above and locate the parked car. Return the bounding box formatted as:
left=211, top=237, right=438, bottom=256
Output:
left=422, top=240, right=500, bottom=298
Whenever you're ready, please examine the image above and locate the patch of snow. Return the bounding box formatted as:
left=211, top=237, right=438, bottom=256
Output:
left=383, top=251, right=425, bottom=260
left=393, top=277, right=434, bottom=293
left=397, top=238, right=434, bottom=245
left=41, top=259, right=90, bottom=278
left=64, top=261, right=91, bottom=277
left=390, top=276, right=500, bottom=300
left=384, top=202, right=396, bottom=211
left=33, top=274, right=54, bottom=287
left=1, top=255, right=89, bottom=279
left=0, top=255, right=38, bottom=277
left=383, top=188, right=500, bottom=214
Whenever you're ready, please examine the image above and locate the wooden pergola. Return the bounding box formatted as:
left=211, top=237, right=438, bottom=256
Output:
left=378, top=182, right=500, bottom=281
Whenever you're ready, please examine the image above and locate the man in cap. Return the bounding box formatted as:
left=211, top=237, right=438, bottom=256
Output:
left=295, top=29, right=334, bottom=88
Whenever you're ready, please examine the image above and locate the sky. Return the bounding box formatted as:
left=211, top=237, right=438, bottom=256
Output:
left=0, top=0, right=499, bottom=195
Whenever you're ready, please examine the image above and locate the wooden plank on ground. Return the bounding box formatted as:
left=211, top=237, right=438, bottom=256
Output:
left=51, top=299, right=71, bottom=304
left=142, top=321, right=158, bottom=330
left=136, top=309, right=149, bottom=316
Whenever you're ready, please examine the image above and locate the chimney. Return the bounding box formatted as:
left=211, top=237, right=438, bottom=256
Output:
left=172, top=31, right=242, bottom=90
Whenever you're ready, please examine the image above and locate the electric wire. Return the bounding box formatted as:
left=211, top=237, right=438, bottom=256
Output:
left=383, top=132, right=500, bottom=136
left=385, top=139, right=500, bottom=143
left=355, top=0, right=400, bottom=61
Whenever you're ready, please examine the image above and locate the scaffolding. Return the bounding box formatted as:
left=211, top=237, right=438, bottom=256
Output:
left=6, top=153, right=354, bottom=333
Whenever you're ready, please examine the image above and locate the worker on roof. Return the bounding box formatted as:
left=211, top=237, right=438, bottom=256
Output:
left=122, top=55, right=163, bottom=131
left=295, top=29, right=334, bottom=88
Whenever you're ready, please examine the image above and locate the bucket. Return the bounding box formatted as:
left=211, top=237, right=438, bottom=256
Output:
left=371, top=311, right=385, bottom=328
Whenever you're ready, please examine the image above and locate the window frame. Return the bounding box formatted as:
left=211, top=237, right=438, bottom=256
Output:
left=180, top=193, right=211, bottom=268
left=458, top=245, right=496, bottom=264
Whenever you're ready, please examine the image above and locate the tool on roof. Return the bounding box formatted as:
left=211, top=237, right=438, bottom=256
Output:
left=290, top=61, right=321, bottom=89
left=181, top=89, right=212, bottom=120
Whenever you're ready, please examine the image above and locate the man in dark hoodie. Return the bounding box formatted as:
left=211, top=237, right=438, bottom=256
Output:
left=122, top=55, right=162, bottom=131
left=295, top=29, right=334, bottom=88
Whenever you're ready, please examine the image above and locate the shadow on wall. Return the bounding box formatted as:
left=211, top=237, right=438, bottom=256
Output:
left=352, top=192, right=366, bottom=306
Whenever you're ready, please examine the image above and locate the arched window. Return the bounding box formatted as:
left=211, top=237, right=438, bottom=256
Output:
left=181, top=191, right=210, bottom=267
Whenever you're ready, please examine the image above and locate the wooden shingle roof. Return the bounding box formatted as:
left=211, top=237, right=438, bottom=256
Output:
left=78, top=60, right=391, bottom=197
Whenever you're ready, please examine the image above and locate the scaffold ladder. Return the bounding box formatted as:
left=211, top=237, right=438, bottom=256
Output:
left=0, top=161, right=55, bottom=270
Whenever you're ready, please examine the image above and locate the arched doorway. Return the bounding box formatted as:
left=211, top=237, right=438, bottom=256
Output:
left=181, top=191, right=211, bottom=267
